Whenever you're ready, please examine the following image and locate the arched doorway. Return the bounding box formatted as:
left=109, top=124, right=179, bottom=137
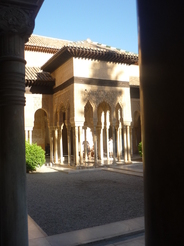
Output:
left=97, top=101, right=111, bottom=161
left=32, top=109, right=49, bottom=152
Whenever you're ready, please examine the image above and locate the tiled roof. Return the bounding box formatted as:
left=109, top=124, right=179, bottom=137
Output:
left=25, top=34, right=73, bottom=53
left=42, top=45, right=138, bottom=73
left=26, top=35, right=138, bottom=65
left=25, top=67, right=55, bottom=87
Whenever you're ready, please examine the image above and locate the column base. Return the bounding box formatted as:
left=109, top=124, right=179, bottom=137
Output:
left=124, top=161, right=132, bottom=164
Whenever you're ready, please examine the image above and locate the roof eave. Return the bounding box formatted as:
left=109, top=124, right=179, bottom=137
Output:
left=41, top=47, right=72, bottom=73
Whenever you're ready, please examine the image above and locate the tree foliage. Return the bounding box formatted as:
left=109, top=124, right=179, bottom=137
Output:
left=25, top=141, right=45, bottom=172
left=138, top=142, right=142, bottom=157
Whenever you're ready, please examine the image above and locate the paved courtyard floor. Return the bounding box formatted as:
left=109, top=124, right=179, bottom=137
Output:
left=27, top=164, right=144, bottom=237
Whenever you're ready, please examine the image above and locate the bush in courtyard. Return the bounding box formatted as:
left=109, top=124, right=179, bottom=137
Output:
left=138, top=142, right=142, bottom=157
left=25, top=141, right=45, bottom=172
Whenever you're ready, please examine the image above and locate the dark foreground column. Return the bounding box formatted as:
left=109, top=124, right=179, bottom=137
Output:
left=0, top=2, right=43, bottom=245
left=137, top=1, right=184, bottom=245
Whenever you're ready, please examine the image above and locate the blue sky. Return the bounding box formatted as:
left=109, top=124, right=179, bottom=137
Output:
left=34, top=0, right=138, bottom=54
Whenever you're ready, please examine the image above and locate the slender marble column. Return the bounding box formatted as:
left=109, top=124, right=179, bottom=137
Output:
left=119, top=126, right=122, bottom=159
left=100, top=128, right=104, bottom=161
left=112, top=126, right=116, bottom=164
left=131, top=127, right=133, bottom=156
left=93, top=127, right=98, bottom=164
left=54, top=128, right=58, bottom=163
left=29, top=129, right=32, bottom=144
left=116, top=127, right=120, bottom=161
left=106, top=126, right=109, bottom=161
left=0, top=2, right=43, bottom=245
left=123, top=125, right=127, bottom=162
left=67, top=126, right=71, bottom=165
left=127, top=126, right=131, bottom=162
left=84, top=127, right=88, bottom=162
left=74, top=126, right=79, bottom=166
left=49, top=128, right=54, bottom=164
left=79, top=126, right=83, bottom=165
left=59, top=126, right=63, bottom=164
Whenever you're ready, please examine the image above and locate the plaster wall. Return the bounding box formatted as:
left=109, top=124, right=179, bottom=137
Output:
left=129, top=65, right=140, bottom=86
left=73, top=58, right=129, bottom=81
left=52, top=58, right=73, bottom=87
left=25, top=50, right=53, bottom=67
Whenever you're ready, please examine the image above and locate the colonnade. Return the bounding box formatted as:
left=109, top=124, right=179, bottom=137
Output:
left=48, top=121, right=132, bottom=166
left=49, top=125, right=87, bottom=166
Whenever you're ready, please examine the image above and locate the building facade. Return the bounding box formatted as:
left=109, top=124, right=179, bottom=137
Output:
left=24, top=35, right=141, bottom=166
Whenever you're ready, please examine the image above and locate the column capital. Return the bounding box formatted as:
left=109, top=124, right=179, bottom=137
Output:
left=0, top=3, right=36, bottom=41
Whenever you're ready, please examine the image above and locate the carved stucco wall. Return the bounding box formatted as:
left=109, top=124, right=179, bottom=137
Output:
left=131, top=98, right=141, bottom=125
left=53, top=86, right=74, bottom=126
left=25, top=93, right=53, bottom=128
left=74, top=83, right=132, bottom=125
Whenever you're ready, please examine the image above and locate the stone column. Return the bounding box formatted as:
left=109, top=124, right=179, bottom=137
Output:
left=29, top=129, right=32, bottom=144
left=84, top=127, right=88, bottom=162
left=131, top=127, right=133, bottom=156
left=54, top=128, right=58, bottom=163
left=112, top=125, right=116, bottom=164
left=79, top=126, right=83, bottom=165
left=74, top=126, right=79, bottom=166
left=0, top=2, right=43, bottom=245
left=49, top=128, right=54, bottom=165
left=137, top=1, right=184, bottom=244
left=123, top=125, right=127, bottom=162
left=127, top=125, right=131, bottom=162
left=119, top=126, right=123, bottom=159
left=67, top=126, right=71, bottom=165
left=100, top=127, right=104, bottom=161
left=93, top=127, right=98, bottom=165
left=96, top=126, right=100, bottom=160
left=106, top=126, right=109, bottom=161
left=59, top=125, right=63, bottom=164
left=116, top=127, right=120, bottom=161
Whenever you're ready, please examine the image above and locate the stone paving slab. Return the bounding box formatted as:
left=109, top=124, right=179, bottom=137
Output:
left=28, top=216, right=145, bottom=246
left=111, top=235, right=145, bottom=246
left=103, top=168, right=143, bottom=177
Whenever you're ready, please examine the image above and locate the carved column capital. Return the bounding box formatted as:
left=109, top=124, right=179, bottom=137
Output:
left=0, top=3, right=35, bottom=40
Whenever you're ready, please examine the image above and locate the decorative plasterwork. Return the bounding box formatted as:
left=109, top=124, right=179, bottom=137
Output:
left=84, top=89, right=123, bottom=109
left=0, top=4, right=35, bottom=38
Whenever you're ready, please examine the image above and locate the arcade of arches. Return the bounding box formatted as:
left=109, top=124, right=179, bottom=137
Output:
left=24, top=34, right=141, bottom=166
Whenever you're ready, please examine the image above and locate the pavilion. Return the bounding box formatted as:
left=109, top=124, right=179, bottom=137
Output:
left=24, top=34, right=141, bottom=166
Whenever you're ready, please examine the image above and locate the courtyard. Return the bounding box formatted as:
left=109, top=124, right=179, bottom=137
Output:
left=27, top=166, right=144, bottom=237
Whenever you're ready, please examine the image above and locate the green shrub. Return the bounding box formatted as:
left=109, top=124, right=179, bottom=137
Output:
left=138, top=142, right=142, bottom=157
left=25, top=141, right=45, bottom=172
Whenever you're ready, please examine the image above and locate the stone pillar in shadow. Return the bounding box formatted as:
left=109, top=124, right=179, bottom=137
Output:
left=137, top=1, right=184, bottom=244
left=83, top=126, right=88, bottom=162
left=79, top=126, right=83, bottom=165
left=0, top=1, right=43, bottom=245
left=67, top=125, right=71, bottom=165
left=123, top=125, right=128, bottom=162
left=54, top=127, right=58, bottom=163
left=49, top=127, right=54, bottom=165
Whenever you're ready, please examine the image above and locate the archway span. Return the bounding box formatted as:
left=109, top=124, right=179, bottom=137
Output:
left=97, top=101, right=112, bottom=161
left=32, top=108, right=49, bottom=152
